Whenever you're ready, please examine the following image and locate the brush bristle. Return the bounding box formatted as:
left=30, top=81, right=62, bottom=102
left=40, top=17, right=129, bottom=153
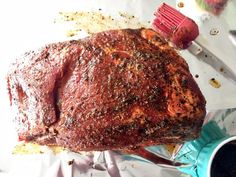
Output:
left=153, top=3, right=187, bottom=35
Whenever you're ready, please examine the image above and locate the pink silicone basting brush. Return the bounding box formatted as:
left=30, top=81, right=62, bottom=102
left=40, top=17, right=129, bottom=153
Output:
left=152, top=3, right=236, bottom=86
left=152, top=3, right=199, bottom=49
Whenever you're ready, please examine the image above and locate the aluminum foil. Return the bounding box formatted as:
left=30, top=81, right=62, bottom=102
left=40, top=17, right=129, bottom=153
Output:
left=0, top=109, right=235, bottom=177
left=0, top=0, right=236, bottom=176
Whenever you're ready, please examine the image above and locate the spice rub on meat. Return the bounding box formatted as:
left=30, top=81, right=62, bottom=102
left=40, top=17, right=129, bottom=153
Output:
left=7, top=28, right=206, bottom=151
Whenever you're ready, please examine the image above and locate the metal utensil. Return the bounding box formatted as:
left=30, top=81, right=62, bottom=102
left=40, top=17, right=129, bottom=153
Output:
left=188, top=41, right=236, bottom=86
left=127, top=148, right=189, bottom=167
left=229, top=30, right=236, bottom=47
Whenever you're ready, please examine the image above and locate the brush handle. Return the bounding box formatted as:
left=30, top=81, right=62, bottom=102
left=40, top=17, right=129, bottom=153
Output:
left=125, top=148, right=187, bottom=167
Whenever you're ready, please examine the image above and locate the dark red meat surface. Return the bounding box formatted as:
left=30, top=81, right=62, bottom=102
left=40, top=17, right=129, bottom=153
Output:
left=7, top=28, right=206, bottom=151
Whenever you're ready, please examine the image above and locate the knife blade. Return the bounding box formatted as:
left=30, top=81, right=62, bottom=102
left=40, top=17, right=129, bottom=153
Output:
left=229, top=30, right=236, bottom=47
left=188, top=41, right=236, bottom=86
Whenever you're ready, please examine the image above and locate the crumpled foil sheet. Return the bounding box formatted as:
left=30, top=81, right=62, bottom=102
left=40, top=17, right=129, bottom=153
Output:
left=0, top=0, right=236, bottom=176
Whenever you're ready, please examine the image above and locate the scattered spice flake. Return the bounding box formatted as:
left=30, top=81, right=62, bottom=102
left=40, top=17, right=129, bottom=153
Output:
left=119, top=12, right=126, bottom=17
left=55, top=11, right=148, bottom=36
left=177, top=2, right=184, bottom=8
left=210, top=28, right=219, bottom=35
left=195, top=74, right=199, bottom=78
left=209, top=78, right=221, bottom=88
left=68, top=159, right=74, bottom=165
left=66, top=30, right=76, bottom=37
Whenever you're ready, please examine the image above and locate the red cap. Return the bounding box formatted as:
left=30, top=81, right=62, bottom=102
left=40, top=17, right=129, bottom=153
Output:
left=171, top=17, right=199, bottom=49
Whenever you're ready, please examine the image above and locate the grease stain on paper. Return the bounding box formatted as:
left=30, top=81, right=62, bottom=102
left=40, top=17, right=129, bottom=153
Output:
left=209, top=78, right=221, bottom=88
left=55, top=11, right=148, bottom=37
left=12, top=142, right=65, bottom=154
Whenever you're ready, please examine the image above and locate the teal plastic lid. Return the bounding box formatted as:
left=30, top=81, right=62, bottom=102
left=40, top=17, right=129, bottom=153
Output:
left=175, top=121, right=229, bottom=177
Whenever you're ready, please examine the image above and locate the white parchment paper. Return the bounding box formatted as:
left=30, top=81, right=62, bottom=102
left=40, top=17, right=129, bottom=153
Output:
left=0, top=0, right=235, bottom=176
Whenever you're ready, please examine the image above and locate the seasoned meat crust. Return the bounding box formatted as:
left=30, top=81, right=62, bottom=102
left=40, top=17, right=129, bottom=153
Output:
left=7, top=28, right=206, bottom=151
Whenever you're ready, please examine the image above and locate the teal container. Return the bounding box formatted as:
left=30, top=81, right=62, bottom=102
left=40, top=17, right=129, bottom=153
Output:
left=175, top=121, right=236, bottom=177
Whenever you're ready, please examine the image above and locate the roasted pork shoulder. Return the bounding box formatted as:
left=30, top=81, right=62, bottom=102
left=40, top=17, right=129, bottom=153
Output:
left=7, top=28, right=206, bottom=151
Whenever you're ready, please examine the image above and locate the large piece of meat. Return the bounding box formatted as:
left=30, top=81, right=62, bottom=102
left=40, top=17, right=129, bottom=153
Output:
left=7, top=28, right=206, bottom=151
